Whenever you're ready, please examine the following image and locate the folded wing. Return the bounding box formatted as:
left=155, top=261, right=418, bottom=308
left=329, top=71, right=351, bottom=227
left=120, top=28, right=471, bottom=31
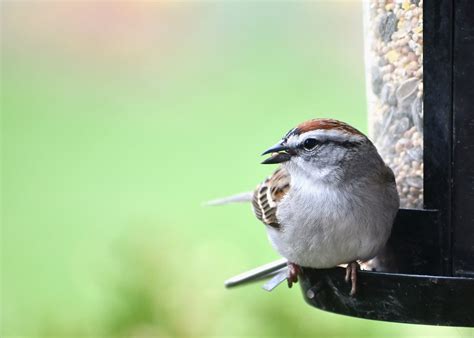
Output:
left=252, top=167, right=291, bottom=229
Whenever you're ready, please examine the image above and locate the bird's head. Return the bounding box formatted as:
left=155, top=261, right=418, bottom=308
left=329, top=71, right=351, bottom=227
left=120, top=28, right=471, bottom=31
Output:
left=261, top=118, right=375, bottom=180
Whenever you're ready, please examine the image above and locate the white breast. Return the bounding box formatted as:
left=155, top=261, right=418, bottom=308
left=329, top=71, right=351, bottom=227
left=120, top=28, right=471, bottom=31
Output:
left=266, top=175, right=397, bottom=268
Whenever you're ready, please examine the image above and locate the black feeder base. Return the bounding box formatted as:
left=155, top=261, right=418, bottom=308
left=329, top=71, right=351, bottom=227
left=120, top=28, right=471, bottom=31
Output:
left=299, top=267, right=474, bottom=327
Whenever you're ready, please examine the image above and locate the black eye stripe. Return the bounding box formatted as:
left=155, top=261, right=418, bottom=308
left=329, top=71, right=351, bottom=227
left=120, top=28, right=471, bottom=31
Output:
left=334, top=140, right=359, bottom=148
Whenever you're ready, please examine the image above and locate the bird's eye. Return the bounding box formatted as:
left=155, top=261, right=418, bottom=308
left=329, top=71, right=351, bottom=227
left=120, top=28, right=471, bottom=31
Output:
left=303, top=138, right=318, bottom=150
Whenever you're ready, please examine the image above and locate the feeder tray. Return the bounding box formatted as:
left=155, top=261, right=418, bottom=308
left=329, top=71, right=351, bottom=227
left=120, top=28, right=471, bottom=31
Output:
left=300, top=267, right=474, bottom=327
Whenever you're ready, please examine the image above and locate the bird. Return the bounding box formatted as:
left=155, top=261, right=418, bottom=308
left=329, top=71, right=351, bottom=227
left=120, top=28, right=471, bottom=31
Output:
left=209, top=118, right=400, bottom=295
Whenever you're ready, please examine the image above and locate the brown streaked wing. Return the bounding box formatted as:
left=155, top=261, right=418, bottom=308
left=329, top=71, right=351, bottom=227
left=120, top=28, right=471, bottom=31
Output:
left=252, top=167, right=291, bottom=229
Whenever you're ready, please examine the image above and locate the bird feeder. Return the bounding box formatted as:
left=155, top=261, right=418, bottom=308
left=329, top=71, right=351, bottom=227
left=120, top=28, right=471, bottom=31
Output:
left=225, top=0, right=474, bottom=327
left=299, top=0, right=474, bottom=326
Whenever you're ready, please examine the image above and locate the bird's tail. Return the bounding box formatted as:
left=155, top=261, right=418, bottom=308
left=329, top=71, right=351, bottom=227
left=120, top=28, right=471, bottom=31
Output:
left=204, top=191, right=253, bottom=206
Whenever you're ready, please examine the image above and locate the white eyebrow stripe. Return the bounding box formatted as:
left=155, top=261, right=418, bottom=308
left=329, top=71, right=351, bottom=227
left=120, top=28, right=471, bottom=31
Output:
left=290, top=129, right=365, bottom=145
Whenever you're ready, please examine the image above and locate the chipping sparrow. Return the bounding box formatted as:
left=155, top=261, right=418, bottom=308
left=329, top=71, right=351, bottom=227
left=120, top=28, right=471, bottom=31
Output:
left=212, top=118, right=399, bottom=295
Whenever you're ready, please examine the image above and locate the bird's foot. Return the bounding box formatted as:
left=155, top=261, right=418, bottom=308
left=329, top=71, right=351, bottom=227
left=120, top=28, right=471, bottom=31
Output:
left=345, top=261, right=360, bottom=296
left=287, top=262, right=301, bottom=288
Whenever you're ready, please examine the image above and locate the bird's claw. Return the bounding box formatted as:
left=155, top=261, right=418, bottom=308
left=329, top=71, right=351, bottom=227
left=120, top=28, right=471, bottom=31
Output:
left=345, top=261, right=359, bottom=296
left=287, top=263, right=301, bottom=288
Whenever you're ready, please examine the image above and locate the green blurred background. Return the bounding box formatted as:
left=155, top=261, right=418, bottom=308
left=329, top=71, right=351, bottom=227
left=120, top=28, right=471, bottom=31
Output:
left=1, top=1, right=472, bottom=337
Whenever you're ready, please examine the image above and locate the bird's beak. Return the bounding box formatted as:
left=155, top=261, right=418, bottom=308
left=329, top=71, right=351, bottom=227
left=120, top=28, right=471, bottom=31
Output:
left=261, top=141, right=292, bottom=164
